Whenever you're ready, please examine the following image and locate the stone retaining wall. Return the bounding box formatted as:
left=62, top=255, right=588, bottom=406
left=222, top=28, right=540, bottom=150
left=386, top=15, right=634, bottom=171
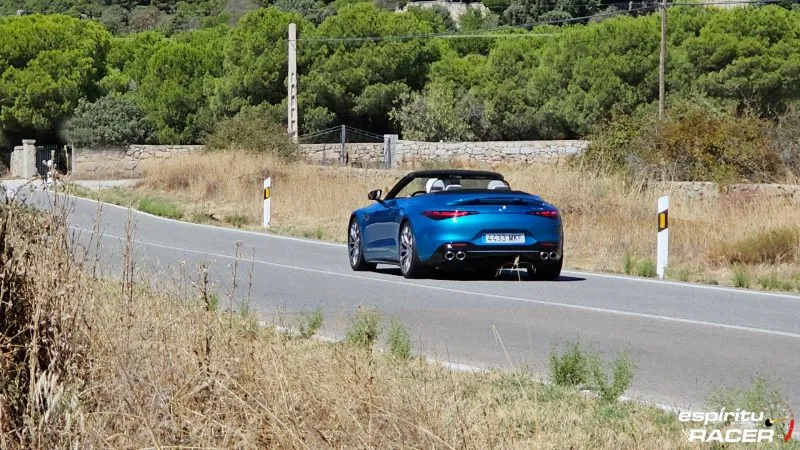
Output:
left=393, top=140, right=590, bottom=167
left=70, top=138, right=589, bottom=177
left=654, top=181, right=800, bottom=203
left=299, top=143, right=384, bottom=167
left=72, top=145, right=204, bottom=179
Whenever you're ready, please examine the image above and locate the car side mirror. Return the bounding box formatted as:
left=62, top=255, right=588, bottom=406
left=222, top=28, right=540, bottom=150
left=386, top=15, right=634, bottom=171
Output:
left=368, top=189, right=383, bottom=201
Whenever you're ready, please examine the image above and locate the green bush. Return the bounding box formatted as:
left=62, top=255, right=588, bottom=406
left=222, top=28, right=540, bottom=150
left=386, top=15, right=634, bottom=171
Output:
left=622, top=252, right=635, bottom=275
left=223, top=214, right=248, bottom=228
left=273, top=0, right=330, bottom=25
left=576, top=113, right=646, bottom=175
left=204, top=106, right=299, bottom=160
left=60, top=94, right=155, bottom=147
left=758, top=273, right=780, bottom=290
left=386, top=320, right=412, bottom=359
left=301, top=226, right=325, bottom=240
left=755, top=273, right=795, bottom=291
left=549, top=341, right=591, bottom=387
left=666, top=266, right=691, bottom=282
left=296, top=308, right=324, bottom=339
left=769, top=104, right=800, bottom=177
left=100, top=5, right=130, bottom=34
left=389, top=82, right=477, bottom=142
left=707, top=375, right=791, bottom=436
left=207, top=291, right=220, bottom=311
left=345, top=307, right=382, bottom=349
left=405, top=5, right=457, bottom=32
left=622, top=253, right=656, bottom=278
left=581, top=106, right=787, bottom=184
left=550, top=341, right=636, bottom=403
left=731, top=265, right=751, bottom=288
left=137, top=196, right=184, bottom=219
left=634, top=259, right=656, bottom=278
left=589, top=351, right=635, bottom=404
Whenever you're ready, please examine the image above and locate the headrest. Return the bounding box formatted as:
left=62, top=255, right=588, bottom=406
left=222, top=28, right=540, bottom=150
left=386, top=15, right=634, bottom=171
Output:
left=425, top=178, right=445, bottom=193
left=445, top=184, right=463, bottom=191
left=488, top=180, right=510, bottom=190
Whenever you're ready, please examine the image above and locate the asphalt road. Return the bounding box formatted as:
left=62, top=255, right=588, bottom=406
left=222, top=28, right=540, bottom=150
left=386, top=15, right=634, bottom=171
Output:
left=19, top=187, right=800, bottom=413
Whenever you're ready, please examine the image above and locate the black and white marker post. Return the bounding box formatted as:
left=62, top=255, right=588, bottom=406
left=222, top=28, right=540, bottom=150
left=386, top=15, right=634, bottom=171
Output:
left=263, top=177, right=271, bottom=228
left=657, top=195, right=669, bottom=279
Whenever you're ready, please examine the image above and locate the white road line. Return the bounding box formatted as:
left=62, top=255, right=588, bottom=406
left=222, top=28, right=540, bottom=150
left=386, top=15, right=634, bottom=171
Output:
left=57, top=192, right=800, bottom=299
left=70, top=225, right=800, bottom=340
left=561, top=269, right=800, bottom=299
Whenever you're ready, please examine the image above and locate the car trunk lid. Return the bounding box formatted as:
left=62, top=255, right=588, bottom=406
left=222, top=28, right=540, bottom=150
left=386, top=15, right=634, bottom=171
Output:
left=440, top=192, right=552, bottom=214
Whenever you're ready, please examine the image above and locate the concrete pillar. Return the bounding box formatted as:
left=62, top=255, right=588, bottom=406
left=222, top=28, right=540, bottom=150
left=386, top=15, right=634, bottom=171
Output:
left=384, top=134, right=398, bottom=168
left=10, top=139, right=36, bottom=178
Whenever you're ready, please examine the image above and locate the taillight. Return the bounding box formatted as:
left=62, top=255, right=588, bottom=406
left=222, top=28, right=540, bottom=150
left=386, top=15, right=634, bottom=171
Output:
left=422, top=210, right=478, bottom=220
left=528, top=210, right=559, bottom=219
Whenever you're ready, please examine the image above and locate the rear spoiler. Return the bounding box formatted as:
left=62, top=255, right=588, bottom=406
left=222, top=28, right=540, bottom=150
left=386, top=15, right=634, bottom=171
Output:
left=447, top=195, right=545, bottom=206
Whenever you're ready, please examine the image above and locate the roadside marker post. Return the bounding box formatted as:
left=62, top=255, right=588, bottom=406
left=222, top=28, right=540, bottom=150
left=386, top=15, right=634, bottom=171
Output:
left=263, top=177, right=271, bottom=228
left=657, top=195, right=669, bottom=279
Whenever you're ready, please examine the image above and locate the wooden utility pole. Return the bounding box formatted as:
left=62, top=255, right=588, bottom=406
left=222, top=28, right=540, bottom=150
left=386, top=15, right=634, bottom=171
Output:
left=287, top=23, right=299, bottom=141
left=659, top=0, right=667, bottom=120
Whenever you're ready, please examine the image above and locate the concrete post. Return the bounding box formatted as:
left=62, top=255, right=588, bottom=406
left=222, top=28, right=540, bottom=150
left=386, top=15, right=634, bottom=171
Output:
left=22, top=140, right=36, bottom=177
left=340, top=125, right=346, bottom=166
left=10, top=139, right=37, bottom=178
left=384, top=134, right=398, bottom=168
left=287, top=23, right=299, bottom=142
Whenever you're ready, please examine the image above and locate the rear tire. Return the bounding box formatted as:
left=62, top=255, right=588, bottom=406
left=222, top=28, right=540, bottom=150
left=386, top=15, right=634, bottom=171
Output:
left=399, top=221, right=427, bottom=279
left=348, top=218, right=375, bottom=271
left=527, top=256, right=563, bottom=281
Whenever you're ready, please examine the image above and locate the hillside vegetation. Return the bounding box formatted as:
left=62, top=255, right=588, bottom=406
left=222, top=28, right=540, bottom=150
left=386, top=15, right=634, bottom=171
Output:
left=1, top=4, right=800, bottom=156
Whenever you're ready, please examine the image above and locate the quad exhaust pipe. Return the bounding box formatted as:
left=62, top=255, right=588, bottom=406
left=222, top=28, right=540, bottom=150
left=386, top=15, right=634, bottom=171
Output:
left=540, top=251, right=559, bottom=260
left=444, top=250, right=467, bottom=261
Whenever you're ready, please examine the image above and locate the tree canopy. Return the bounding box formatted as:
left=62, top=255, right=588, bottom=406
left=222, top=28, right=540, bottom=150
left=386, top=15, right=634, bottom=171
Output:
left=1, top=3, right=800, bottom=148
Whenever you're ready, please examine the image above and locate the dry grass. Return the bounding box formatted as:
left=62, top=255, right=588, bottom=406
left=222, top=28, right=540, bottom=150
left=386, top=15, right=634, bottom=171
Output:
left=0, top=200, right=701, bottom=448
left=124, top=151, right=800, bottom=290
left=0, top=197, right=90, bottom=448
left=709, top=226, right=800, bottom=266
left=139, top=150, right=401, bottom=240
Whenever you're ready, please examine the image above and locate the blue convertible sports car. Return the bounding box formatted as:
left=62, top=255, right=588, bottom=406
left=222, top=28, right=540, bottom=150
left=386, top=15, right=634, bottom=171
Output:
left=347, top=169, right=564, bottom=280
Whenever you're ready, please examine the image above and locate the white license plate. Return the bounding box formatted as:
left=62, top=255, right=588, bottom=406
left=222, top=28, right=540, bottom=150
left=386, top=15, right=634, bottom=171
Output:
left=484, top=233, right=525, bottom=244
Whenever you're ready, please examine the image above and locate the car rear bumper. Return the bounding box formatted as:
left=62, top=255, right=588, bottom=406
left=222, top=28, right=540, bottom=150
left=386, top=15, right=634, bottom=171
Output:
left=413, top=214, right=563, bottom=262
left=424, top=242, right=563, bottom=267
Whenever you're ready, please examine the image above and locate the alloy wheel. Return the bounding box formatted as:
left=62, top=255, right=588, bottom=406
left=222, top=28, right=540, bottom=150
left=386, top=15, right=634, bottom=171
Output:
left=349, top=221, right=360, bottom=266
left=399, top=224, right=413, bottom=273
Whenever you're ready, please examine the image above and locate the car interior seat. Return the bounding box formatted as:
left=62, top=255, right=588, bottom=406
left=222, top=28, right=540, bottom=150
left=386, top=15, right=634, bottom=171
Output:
left=425, top=178, right=445, bottom=193
left=488, top=180, right=511, bottom=190
left=445, top=184, right=463, bottom=191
